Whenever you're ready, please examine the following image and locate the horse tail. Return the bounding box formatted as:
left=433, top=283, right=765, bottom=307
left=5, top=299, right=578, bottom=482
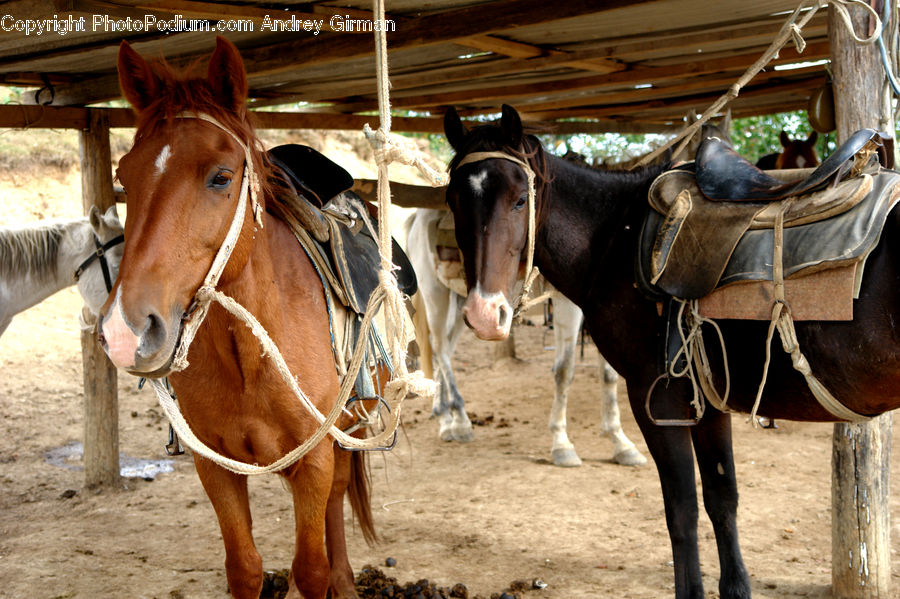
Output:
left=347, top=450, right=377, bottom=545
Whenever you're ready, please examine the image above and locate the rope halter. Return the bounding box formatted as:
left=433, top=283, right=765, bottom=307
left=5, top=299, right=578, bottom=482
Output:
left=452, top=150, right=542, bottom=313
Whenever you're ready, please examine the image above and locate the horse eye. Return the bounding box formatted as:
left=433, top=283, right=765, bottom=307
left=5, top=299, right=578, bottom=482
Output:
left=513, top=194, right=527, bottom=211
left=210, top=170, right=233, bottom=190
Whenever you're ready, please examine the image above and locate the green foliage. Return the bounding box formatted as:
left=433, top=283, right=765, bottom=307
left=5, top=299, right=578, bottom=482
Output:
left=534, top=110, right=837, bottom=165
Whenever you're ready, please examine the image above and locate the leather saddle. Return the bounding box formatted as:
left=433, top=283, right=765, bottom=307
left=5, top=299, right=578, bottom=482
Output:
left=695, top=128, right=894, bottom=202
left=637, top=130, right=900, bottom=301
left=266, top=144, right=417, bottom=315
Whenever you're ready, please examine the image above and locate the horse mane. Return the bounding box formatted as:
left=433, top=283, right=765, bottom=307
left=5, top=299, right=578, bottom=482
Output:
left=130, top=58, right=277, bottom=203
left=0, top=221, right=67, bottom=282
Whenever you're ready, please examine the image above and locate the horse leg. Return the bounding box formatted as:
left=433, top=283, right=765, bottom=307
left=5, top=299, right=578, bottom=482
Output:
left=437, top=297, right=474, bottom=442
left=553, top=297, right=645, bottom=466
left=596, top=359, right=646, bottom=466
left=325, top=447, right=359, bottom=599
left=547, top=297, right=582, bottom=466
left=691, top=409, right=750, bottom=599
left=284, top=447, right=334, bottom=599
left=193, top=456, right=263, bottom=599
left=627, top=378, right=705, bottom=599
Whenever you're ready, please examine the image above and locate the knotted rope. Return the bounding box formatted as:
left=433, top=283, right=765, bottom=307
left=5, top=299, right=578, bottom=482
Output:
left=636, top=0, right=884, bottom=168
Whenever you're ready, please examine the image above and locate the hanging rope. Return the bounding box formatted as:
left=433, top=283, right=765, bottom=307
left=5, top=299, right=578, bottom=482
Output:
left=636, top=0, right=884, bottom=168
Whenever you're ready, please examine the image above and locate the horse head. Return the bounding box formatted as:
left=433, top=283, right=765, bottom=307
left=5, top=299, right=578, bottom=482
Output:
left=76, top=204, right=124, bottom=315
left=444, top=104, right=546, bottom=341
left=99, top=36, right=266, bottom=377
left=776, top=130, right=819, bottom=168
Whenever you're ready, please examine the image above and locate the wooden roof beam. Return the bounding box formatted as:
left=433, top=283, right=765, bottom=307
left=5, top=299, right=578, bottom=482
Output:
left=312, top=41, right=830, bottom=114
left=34, top=0, right=654, bottom=106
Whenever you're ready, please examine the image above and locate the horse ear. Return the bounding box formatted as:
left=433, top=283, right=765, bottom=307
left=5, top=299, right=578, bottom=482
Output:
left=117, top=40, right=159, bottom=112
left=207, top=36, right=248, bottom=112
left=444, top=107, right=468, bottom=151
left=88, top=205, right=103, bottom=231
left=780, top=130, right=791, bottom=148
left=807, top=130, right=818, bottom=144
left=500, top=104, right=523, bottom=148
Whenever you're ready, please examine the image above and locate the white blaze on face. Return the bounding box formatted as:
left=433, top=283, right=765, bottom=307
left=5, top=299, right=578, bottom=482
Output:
left=468, top=169, right=488, bottom=197
left=154, top=144, right=171, bottom=176
left=794, top=155, right=807, bottom=168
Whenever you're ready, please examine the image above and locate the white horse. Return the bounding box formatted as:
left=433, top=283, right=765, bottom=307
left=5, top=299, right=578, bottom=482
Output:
left=0, top=205, right=124, bottom=338
left=406, top=208, right=646, bottom=467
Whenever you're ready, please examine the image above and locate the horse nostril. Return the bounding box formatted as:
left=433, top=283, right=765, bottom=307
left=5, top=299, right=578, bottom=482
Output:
left=462, top=313, right=473, bottom=330
left=498, top=303, right=511, bottom=330
left=137, top=311, right=167, bottom=358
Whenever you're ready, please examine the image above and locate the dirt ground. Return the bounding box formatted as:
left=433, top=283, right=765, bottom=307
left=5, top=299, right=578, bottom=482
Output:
left=1, top=168, right=899, bottom=599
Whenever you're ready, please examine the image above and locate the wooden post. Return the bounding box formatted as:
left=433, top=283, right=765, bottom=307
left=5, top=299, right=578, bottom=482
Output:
left=492, top=330, right=517, bottom=363
left=829, top=3, right=893, bottom=596
left=79, top=109, right=121, bottom=488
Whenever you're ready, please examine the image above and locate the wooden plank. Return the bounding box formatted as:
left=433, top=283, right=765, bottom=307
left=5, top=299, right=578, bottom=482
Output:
left=246, top=18, right=818, bottom=109
left=829, top=3, right=893, bottom=597
left=459, top=35, right=622, bottom=74
left=78, top=108, right=120, bottom=489
left=39, top=0, right=653, bottom=106
left=352, top=179, right=447, bottom=210
left=315, top=41, right=830, bottom=113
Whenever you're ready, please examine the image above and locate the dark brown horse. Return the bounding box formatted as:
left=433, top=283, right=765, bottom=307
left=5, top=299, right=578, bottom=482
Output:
left=99, top=38, right=374, bottom=599
left=756, top=130, right=820, bottom=169
left=443, top=104, right=900, bottom=599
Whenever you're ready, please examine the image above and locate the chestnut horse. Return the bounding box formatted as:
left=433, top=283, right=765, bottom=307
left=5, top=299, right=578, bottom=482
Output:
left=99, top=38, right=373, bottom=599
left=755, top=130, right=820, bottom=169
left=443, top=104, right=900, bottom=599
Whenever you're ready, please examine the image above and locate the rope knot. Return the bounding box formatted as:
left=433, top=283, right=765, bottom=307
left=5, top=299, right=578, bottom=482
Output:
left=363, top=124, right=448, bottom=186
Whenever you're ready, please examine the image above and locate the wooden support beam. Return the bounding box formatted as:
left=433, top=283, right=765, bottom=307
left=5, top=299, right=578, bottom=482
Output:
left=0, top=104, right=672, bottom=134
left=458, top=35, right=622, bottom=74
left=351, top=179, right=447, bottom=210
left=829, top=3, right=893, bottom=596
left=78, top=108, right=120, bottom=490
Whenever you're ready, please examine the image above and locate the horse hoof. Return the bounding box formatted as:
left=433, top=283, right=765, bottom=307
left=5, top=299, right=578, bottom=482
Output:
left=439, top=426, right=456, bottom=442
left=451, top=424, right=475, bottom=443
left=613, top=447, right=647, bottom=466
left=551, top=447, right=582, bottom=467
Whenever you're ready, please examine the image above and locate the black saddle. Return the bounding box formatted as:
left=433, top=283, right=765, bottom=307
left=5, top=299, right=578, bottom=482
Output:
left=268, top=144, right=355, bottom=207
left=696, top=128, right=894, bottom=202
left=265, top=144, right=417, bottom=312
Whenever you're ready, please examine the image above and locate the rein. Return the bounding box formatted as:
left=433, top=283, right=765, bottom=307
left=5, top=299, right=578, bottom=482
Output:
left=74, top=232, right=124, bottom=292
left=453, top=150, right=547, bottom=314
left=146, top=112, right=408, bottom=475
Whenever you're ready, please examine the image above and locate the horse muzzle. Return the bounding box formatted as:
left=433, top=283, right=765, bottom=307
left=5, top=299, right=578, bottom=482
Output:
left=461, top=287, right=513, bottom=341
left=98, top=287, right=182, bottom=377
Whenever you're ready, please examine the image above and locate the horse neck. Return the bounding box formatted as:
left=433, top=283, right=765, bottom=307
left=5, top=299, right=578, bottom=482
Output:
left=0, top=220, right=84, bottom=317
left=534, top=157, right=661, bottom=304
left=194, top=208, right=320, bottom=381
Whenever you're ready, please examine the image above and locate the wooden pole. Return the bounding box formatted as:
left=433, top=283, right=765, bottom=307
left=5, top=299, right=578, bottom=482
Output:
left=79, top=108, right=121, bottom=489
left=829, top=3, right=893, bottom=596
